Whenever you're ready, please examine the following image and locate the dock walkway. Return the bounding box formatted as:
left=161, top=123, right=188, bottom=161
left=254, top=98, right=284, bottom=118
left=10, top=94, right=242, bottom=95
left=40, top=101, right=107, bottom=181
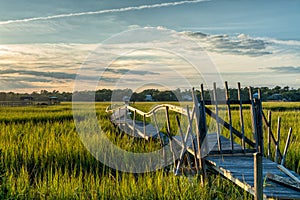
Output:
left=106, top=82, right=300, bottom=199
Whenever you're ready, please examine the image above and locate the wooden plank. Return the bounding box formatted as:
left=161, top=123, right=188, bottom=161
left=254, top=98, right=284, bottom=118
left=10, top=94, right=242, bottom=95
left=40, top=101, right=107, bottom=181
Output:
left=281, top=128, right=292, bottom=166
left=266, top=173, right=300, bottom=191
left=206, top=154, right=300, bottom=199
left=278, top=165, right=300, bottom=184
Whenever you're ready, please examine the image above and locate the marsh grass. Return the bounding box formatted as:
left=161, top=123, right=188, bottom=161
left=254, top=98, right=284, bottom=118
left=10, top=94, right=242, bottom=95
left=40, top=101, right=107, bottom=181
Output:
left=0, top=102, right=298, bottom=199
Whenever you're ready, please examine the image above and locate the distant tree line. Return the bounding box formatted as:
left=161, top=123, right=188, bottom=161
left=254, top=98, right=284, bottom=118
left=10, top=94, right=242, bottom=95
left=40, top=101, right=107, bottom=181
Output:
left=0, top=85, right=300, bottom=102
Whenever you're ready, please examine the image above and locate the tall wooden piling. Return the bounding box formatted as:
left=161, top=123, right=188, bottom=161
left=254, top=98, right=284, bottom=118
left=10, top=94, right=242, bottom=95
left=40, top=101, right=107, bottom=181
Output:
left=254, top=152, right=263, bottom=200
left=275, top=117, right=281, bottom=163
left=237, top=82, right=245, bottom=150
left=256, top=89, right=263, bottom=154
left=213, top=82, right=222, bottom=153
left=225, top=81, right=234, bottom=150
left=267, top=111, right=272, bottom=159
left=192, top=88, right=206, bottom=185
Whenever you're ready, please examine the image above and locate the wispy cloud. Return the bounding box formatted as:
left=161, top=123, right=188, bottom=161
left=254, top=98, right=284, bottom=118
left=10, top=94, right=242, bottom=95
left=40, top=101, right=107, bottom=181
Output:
left=267, top=66, right=300, bottom=73
left=105, top=68, right=160, bottom=76
left=0, top=0, right=209, bottom=25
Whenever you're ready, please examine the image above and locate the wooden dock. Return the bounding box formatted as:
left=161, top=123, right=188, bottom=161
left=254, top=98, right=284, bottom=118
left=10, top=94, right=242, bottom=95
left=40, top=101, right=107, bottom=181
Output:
left=106, top=82, right=300, bottom=200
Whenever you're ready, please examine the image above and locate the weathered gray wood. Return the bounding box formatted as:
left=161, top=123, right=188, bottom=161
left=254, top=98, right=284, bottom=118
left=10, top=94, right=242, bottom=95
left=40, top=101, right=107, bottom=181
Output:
left=281, top=127, right=292, bottom=166
left=132, top=110, right=136, bottom=136
left=207, top=153, right=300, bottom=199
left=124, top=106, right=127, bottom=126
left=267, top=111, right=272, bottom=159
left=199, top=84, right=208, bottom=151
left=192, top=88, right=207, bottom=184
left=275, top=117, right=281, bottom=163
left=106, top=89, right=300, bottom=200
left=278, top=165, right=300, bottom=184
left=262, top=111, right=284, bottom=160
left=175, top=115, right=192, bottom=175
left=249, top=87, right=258, bottom=152
left=266, top=173, right=300, bottom=191
left=186, top=105, right=199, bottom=172
left=237, top=82, right=246, bottom=151
left=225, top=81, right=234, bottom=150
left=256, top=90, right=263, bottom=154
left=254, top=152, right=263, bottom=200
left=205, top=107, right=255, bottom=147
left=152, top=112, right=162, bottom=145
left=213, top=82, right=222, bottom=153
left=118, top=108, right=121, bottom=125
left=200, top=84, right=208, bottom=137
left=143, top=114, right=146, bottom=138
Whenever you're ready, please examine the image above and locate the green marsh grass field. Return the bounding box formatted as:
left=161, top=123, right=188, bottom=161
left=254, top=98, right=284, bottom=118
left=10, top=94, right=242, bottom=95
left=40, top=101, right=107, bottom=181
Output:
left=0, top=102, right=299, bottom=199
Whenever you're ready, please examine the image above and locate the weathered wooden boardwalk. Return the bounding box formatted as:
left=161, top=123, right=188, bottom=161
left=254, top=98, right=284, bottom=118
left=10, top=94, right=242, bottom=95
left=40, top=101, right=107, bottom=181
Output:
left=106, top=82, right=300, bottom=200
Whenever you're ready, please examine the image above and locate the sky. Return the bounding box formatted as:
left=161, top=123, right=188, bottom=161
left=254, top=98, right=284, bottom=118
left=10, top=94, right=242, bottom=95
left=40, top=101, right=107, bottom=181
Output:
left=0, top=0, right=300, bottom=92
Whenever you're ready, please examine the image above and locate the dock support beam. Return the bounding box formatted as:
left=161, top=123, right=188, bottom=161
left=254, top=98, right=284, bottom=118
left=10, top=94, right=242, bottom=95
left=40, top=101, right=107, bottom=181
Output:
left=192, top=88, right=207, bottom=185
left=254, top=152, right=263, bottom=200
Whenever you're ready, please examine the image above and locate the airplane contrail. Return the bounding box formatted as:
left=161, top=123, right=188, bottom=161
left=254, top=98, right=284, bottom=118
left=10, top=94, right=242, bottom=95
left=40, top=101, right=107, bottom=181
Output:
left=0, top=0, right=209, bottom=25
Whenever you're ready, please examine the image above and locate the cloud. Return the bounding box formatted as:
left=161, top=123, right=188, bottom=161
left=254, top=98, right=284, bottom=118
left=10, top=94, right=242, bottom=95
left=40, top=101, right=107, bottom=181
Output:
left=1, top=75, right=53, bottom=83
left=105, top=68, right=160, bottom=76
left=0, top=0, right=209, bottom=25
left=1, top=27, right=300, bottom=92
left=185, top=32, right=271, bottom=56
left=267, top=66, right=300, bottom=73
left=0, top=69, right=77, bottom=79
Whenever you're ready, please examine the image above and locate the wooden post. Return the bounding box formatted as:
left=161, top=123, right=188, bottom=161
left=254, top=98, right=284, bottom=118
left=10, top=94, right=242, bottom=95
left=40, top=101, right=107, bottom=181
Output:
left=113, top=111, right=117, bottom=124
left=200, top=84, right=208, bottom=155
left=175, top=115, right=192, bottom=175
left=132, top=110, right=136, bottom=136
left=213, top=82, right=222, bottom=153
left=254, top=152, right=263, bottom=200
left=153, top=112, right=163, bottom=146
left=165, top=106, right=175, bottom=169
left=143, top=114, right=146, bottom=138
left=118, top=108, right=121, bottom=126
left=249, top=87, right=258, bottom=152
left=237, top=82, right=245, bottom=151
left=153, top=112, right=167, bottom=167
left=225, top=81, right=234, bottom=150
left=281, top=127, right=292, bottom=166
left=186, top=105, right=199, bottom=172
left=192, top=88, right=206, bottom=185
left=256, top=89, right=263, bottom=154
left=200, top=84, right=207, bottom=135
left=124, top=106, right=127, bottom=128
left=267, top=111, right=272, bottom=159
left=275, top=117, right=281, bottom=163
